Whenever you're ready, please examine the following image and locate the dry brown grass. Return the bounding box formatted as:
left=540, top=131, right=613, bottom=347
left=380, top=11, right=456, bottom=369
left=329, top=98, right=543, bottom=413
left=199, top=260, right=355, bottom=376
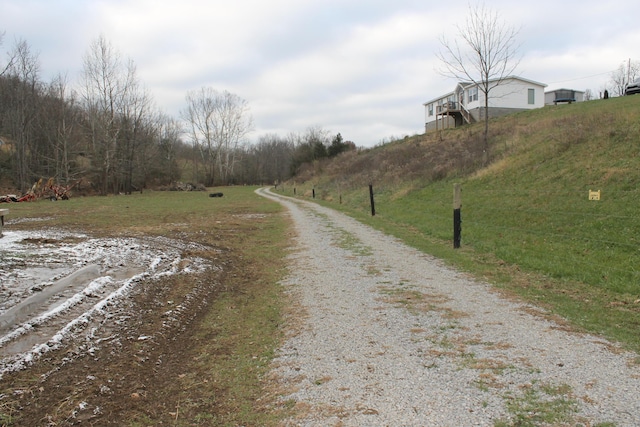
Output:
left=475, top=372, right=505, bottom=389
left=376, top=286, right=454, bottom=315
left=283, top=401, right=352, bottom=426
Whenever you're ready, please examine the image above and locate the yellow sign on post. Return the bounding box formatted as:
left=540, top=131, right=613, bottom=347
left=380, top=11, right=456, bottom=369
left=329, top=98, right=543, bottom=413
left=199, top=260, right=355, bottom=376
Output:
left=588, top=190, right=600, bottom=201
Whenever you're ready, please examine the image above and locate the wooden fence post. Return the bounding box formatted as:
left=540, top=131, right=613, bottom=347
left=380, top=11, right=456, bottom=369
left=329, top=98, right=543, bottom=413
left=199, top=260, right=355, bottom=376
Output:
left=369, top=184, right=376, bottom=216
left=453, top=184, right=461, bottom=249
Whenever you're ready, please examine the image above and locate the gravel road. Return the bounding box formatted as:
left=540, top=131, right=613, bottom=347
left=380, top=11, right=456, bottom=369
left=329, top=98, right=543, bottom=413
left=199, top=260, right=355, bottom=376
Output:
left=257, top=188, right=640, bottom=427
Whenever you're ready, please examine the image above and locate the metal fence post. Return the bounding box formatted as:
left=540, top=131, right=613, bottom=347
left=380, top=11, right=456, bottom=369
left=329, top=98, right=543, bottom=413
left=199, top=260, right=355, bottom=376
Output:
left=369, top=184, right=376, bottom=216
left=453, top=184, right=461, bottom=249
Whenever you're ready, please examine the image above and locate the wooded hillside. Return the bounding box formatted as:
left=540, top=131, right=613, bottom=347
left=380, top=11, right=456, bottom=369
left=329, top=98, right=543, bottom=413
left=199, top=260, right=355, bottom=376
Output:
left=0, top=35, right=356, bottom=197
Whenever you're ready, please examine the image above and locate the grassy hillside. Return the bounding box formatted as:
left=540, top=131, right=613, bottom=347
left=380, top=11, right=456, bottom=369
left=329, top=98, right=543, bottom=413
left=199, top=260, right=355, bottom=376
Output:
left=278, top=96, right=640, bottom=353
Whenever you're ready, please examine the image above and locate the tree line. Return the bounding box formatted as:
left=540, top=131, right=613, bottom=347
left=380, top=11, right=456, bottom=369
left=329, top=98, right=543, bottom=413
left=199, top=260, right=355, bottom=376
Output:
left=0, top=33, right=355, bottom=195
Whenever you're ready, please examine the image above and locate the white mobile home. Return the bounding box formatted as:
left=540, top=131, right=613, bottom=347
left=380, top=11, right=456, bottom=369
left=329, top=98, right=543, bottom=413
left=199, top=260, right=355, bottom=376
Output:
left=423, top=76, right=547, bottom=132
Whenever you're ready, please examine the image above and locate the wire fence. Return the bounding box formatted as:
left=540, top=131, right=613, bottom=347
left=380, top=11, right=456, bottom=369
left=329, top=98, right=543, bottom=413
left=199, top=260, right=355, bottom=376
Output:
left=456, top=188, right=639, bottom=294
left=277, top=183, right=639, bottom=294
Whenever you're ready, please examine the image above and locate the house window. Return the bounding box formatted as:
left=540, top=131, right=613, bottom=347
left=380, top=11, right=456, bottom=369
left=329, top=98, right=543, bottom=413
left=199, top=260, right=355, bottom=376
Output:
left=428, top=103, right=434, bottom=117
left=528, top=88, right=535, bottom=105
left=468, top=87, right=478, bottom=103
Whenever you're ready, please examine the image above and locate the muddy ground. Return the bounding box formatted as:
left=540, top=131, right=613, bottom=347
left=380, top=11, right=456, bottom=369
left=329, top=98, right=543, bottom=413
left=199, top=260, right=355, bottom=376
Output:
left=0, top=224, right=249, bottom=426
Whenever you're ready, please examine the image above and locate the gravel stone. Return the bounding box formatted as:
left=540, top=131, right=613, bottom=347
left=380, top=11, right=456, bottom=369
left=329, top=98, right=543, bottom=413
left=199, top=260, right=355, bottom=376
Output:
left=258, top=188, right=640, bottom=427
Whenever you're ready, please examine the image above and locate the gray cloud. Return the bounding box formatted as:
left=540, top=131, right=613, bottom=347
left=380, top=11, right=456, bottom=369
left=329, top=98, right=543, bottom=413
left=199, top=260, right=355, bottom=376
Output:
left=1, top=0, right=638, bottom=146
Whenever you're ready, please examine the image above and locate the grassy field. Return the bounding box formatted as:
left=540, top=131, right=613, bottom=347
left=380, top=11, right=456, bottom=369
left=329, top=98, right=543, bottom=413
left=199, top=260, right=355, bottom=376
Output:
left=276, top=95, right=640, bottom=355
left=2, top=187, right=293, bottom=426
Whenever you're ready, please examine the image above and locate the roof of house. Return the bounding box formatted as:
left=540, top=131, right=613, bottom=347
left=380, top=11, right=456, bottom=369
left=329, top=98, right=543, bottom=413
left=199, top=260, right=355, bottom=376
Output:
left=545, top=88, right=585, bottom=94
left=423, top=91, right=455, bottom=106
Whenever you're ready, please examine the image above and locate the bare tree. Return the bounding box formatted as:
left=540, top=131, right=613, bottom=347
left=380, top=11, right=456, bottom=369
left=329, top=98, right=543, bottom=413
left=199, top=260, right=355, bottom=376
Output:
left=43, top=73, right=81, bottom=185
left=79, top=35, right=135, bottom=194
left=117, top=62, right=154, bottom=194
left=609, top=60, right=640, bottom=96
left=0, top=31, right=17, bottom=77
left=437, top=3, right=521, bottom=156
left=4, top=39, right=41, bottom=191
left=583, top=88, right=594, bottom=101
left=250, top=133, right=294, bottom=184
left=182, top=87, right=252, bottom=186
left=182, top=87, right=219, bottom=186
left=153, top=113, right=183, bottom=184
left=216, top=91, right=252, bottom=184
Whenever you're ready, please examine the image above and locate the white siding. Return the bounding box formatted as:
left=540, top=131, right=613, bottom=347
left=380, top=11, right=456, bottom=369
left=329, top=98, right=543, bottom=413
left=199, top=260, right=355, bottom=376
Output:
left=424, top=93, right=453, bottom=124
left=544, top=92, right=555, bottom=105
left=485, top=78, right=545, bottom=109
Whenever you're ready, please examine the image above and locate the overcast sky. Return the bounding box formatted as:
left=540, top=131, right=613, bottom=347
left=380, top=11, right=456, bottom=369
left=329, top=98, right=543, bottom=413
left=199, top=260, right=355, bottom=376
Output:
left=1, top=0, right=638, bottom=147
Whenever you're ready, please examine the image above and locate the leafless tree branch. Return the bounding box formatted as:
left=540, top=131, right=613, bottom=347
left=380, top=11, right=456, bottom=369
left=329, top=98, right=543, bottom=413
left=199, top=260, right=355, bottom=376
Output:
left=437, top=3, right=521, bottom=156
left=181, top=87, right=253, bottom=186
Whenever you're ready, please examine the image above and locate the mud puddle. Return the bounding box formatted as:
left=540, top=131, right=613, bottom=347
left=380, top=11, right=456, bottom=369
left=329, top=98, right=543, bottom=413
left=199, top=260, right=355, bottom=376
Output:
left=0, top=229, right=213, bottom=377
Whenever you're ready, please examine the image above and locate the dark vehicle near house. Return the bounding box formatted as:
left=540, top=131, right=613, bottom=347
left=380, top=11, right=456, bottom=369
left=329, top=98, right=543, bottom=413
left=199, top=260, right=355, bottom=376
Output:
left=625, top=78, right=640, bottom=95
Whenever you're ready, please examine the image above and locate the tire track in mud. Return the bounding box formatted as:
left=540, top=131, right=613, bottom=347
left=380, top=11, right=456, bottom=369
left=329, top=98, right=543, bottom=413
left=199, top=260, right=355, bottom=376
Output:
left=0, top=243, right=227, bottom=425
left=0, top=232, right=213, bottom=379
